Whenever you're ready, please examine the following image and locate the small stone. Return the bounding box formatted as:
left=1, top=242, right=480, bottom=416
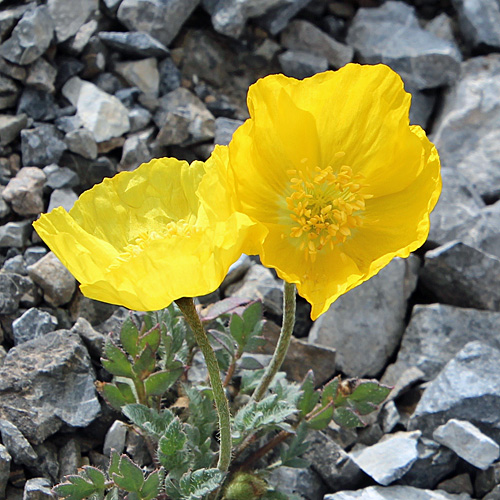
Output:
left=2, top=255, right=25, bottom=275
left=214, top=117, right=243, bottom=146
left=119, top=128, right=153, bottom=171
left=26, top=58, right=57, bottom=93
left=43, top=165, right=80, bottom=189
left=27, top=252, right=76, bottom=307
left=0, top=5, right=29, bottom=41
left=2, top=167, right=45, bottom=216
left=31, top=443, right=59, bottom=483
left=0, top=221, right=32, bottom=248
left=65, top=128, right=98, bottom=160
left=12, top=308, right=58, bottom=345
left=154, top=87, right=215, bottom=146
left=268, top=466, right=327, bottom=500
left=0, top=273, right=32, bottom=314
left=380, top=401, right=400, bottom=433
left=47, top=0, right=97, bottom=43
left=57, top=438, right=81, bottom=480
left=24, top=247, right=47, bottom=267
left=433, top=419, right=500, bottom=470
left=103, top=420, right=128, bottom=456
left=99, top=31, right=169, bottom=58
left=324, top=485, right=472, bottom=500
left=407, top=85, right=436, bottom=129
left=0, top=420, right=37, bottom=468
left=47, top=188, right=78, bottom=212
left=349, top=431, right=421, bottom=486
left=220, top=254, right=252, bottom=291
left=55, top=114, right=83, bottom=134
left=65, top=19, right=98, bottom=55
left=0, top=444, right=10, bottom=500
left=22, top=477, right=53, bottom=500
left=475, top=463, right=500, bottom=498
left=437, top=474, right=474, bottom=497
left=70, top=317, right=105, bottom=359
left=117, top=0, right=200, bottom=46
left=114, top=58, right=160, bottom=96
left=125, top=429, right=152, bottom=466
left=62, top=77, right=130, bottom=143
left=128, top=106, right=152, bottom=133
left=255, top=0, right=314, bottom=35
left=424, top=13, right=456, bottom=44
left=0, top=114, right=27, bottom=147
left=17, top=88, right=57, bottom=121
left=21, top=125, right=67, bottom=167
left=0, top=6, right=54, bottom=66
left=158, top=57, right=181, bottom=95
left=54, top=57, right=85, bottom=91
left=0, top=74, right=19, bottom=110
left=281, top=19, right=353, bottom=68
left=278, top=50, right=329, bottom=79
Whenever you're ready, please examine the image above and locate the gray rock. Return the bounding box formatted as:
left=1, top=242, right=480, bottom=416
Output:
left=0, top=221, right=32, bottom=248
left=409, top=341, right=500, bottom=443
left=452, top=0, right=500, bottom=49
left=0, top=420, right=37, bottom=468
left=380, top=401, right=400, bottom=434
left=475, top=463, right=500, bottom=498
left=21, top=125, right=67, bottom=167
left=382, top=304, right=500, bottom=386
left=99, top=31, right=169, bottom=58
left=0, top=444, right=10, bottom=500
left=119, top=128, right=153, bottom=171
left=70, top=317, right=105, bottom=359
left=226, top=264, right=284, bottom=317
left=346, top=1, right=461, bottom=89
left=0, top=74, right=19, bottom=110
left=0, top=5, right=29, bottom=41
left=0, top=6, right=54, bottom=66
left=158, top=57, right=181, bottom=95
left=66, top=19, right=98, bottom=55
left=424, top=13, right=457, bottom=44
left=117, top=0, right=199, bottom=46
left=57, top=439, right=81, bottom=481
left=214, top=117, right=243, bottom=146
left=55, top=114, right=83, bottom=134
left=324, top=485, right=471, bottom=500
left=47, top=188, right=78, bottom=212
left=278, top=50, right=329, bottom=79
left=255, top=0, right=314, bottom=35
left=128, top=106, right=152, bottom=133
left=31, top=442, right=59, bottom=482
left=349, top=431, right=421, bottom=486
left=26, top=58, right=57, bottom=93
left=43, top=165, right=80, bottom=190
left=27, top=252, right=76, bottom=307
left=24, top=247, right=47, bottom=268
left=268, top=466, right=327, bottom=500
left=281, top=20, right=353, bottom=69
left=65, top=128, right=98, bottom=160
left=399, top=437, right=458, bottom=489
left=154, top=87, right=215, bottom=146
left=12, top=308, right=58, bottom=345
left=304, top=431, right=364, bottom=492
left=103, top=420, right=128, bottom=456
left=433, top=419, right=500, bottom=470
left=0, top=273, right=32, bottom=314
left=62, top=77, right=130, bottom=143
left=407, top=86, right=436, bottom=129
left=47, top=0, right=97, bottom=43
left=437, top=474, right=474, bottom=497
left=125, top=429, right=151, bottom=467
left=431, top=55, right=500, bottom=201
left=309, top=257, right=419, bottom=377
left=3, top=256, right=25, bottom=276
left=0, top=114, right=27, bottom=147
left=23, top=477, right=54, bottom=500
left=0, top=330, right=101, bottom=444
left=2, top=167, right=45, bottom=216
left=17, top=88, right=57, bottom=121
left=114, top=58, right=160, bottom=96
left=420, top=241, right=500, bottom=311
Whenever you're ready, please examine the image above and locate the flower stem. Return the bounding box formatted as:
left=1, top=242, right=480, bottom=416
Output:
left=251, top=281, right=296, bottom=403
left=175, top=297, right=232, bottom=472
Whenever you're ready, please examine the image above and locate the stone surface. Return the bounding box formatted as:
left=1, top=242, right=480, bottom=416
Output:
left=2, top=167, right=46, bottom=216
left=324, top=486, right=471, bottom=500
left=0, top=6, right=54, bottom=66
left=0, top=221, right=32, bottom=248
left=409, top=341, right=500, bottom=443
left=309, top=257, right=419, bottom=377
left=158, top=57, right=181, bottom=95
left=0, top=74, right=19, bottom=110
left=27, top=252, right=77, bottom=307
left=0, top=273, right=32, bottom=315
left=47, top=0, right=98, bottom=43
left=99, top=31, right=169, bottom=58
left=43, top=165, right=80, bottom=189
left=437, top=474, right=474, bottom=497
left=26, top=58, right=57, bottom=93
left=65, top=128, right=98, bottom=160
left=114, top=58, right=160, bottom=96
left=281, top=20, right=353, bottom=69
left=47, top=188, right=78, bottom=212
left=0, top=330, right=101, bottom=444
left=21, top=125, right=67, bottom=168
left=214, top=117, right=243, bottom=146
left=103, top=420, right=128, bottom=456
left=278, top=50, right=329, bottom=79
left=420, top=241, right=500, bottom=311
left=346, top=1, right=461, bottom=89
left=57, top=438, right=81, bottom=480
left=12, top=308, right=58, bottom=345
left=268, top=466, right=327, bottom=500
left=452, top=0, right=500, bottom=49
left=0, top=444, right=10, bottom=500
left=432, top=55, right=500, bottom=201
left=119, top=128, right=153, bottom=171
left=255, top=0, right=314, bottom=35
left=128, top=106, right=152, bottom=133
left=62, top=77, right=130, bottom=143
left=117, top=0, right=200, bottom=46
left=71, top=317, right=105, bottom=359
left=154, top=87, right=215, bottom=146
left=0, top=114, right=27, bottom=147
left=23, top=477, right=53, bottom=500
left=382, top=304, right=500, bottom=385
left=17, top=88, right=57, bottom=121
left=0, top=419, right=37, bottom=469
left=349, top=431, right=421, bottom=486
left=433, top=419, right=500, bottom=470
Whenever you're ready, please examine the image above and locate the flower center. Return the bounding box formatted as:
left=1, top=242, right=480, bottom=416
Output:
left=286, top=155, right=370, bottom=262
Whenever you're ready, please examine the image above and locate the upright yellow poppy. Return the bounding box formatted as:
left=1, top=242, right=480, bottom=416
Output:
left=33, top=146, right=264, bottom=311
left=228, top=64, right=441, bottom=320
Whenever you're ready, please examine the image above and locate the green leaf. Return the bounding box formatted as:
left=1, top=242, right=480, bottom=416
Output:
left=333, top=407, right=364, bottom=428
left=280, top=421, right=310, bottom=468
left=102, top=339, right=134, bottom=378
left=144, top=367, right=183, bottom=397
left=321, top=376, right=340, bottom=407
left=140, top=468, right=164, bottom=500
left=229, top=313, right=245, bottom=347
left=83, top=467, right=106, bottom=490
left=179, top=469, right=224, bottom=500
left=122, top=404, right=175, bottom=439
left=242, top=301, right=262, bottom=331
left=120, top=316, right=140, bottom=358
left=132, top=345, right=156, bottom=379
left=54, top=476, right=97, bottom=500
left=100, top=383, right=132, bottom=411
left=158, top=418, right=186, bottom=456
left=138, top=327, right=161, bottom=353
left=208, top=329, right=236, bottom=358
left=238, top=356, right=265, bottom=370
left=112, top=455, right=144, bottom=492
left=307, top=404, right=333, bottom=430
left=104, top=488, right=119, bottom=500
left=108, top=450, right=120, bottom=478
left=343, top=380, right=392, bottom=415
left=298, top=370, right=319, bottom=418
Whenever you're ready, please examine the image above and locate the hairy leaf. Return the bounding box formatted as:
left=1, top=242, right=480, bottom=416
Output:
left=178, top=469, right=224, bottom=500
left=120, top=316, right=140, bottom=358
left=144, top=366, right=183, bottom=397
left=102, top=339, right=134, bottom=378
left=122, top=404, right=175, bottom=439
left=112, top=455, right=144, bottom=492
left=333, top=407, right=364, bottom=428
left=140, top=468, right=165, bottom=500
left=298, top=370, right=319, bottom=418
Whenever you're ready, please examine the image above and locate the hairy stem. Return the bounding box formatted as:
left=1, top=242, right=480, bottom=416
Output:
left=251, top=281, right=296, bottom=402
left=175, top=297, right=232, bottom=472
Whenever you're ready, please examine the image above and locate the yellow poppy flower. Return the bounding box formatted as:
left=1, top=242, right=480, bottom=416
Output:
left=228, top=64, right=441, bottom=320
left=33, top=146, right=265, bottom=311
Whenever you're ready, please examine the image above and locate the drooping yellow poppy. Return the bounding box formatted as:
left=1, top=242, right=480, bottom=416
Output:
left=227, top=64, right=441, bottom=320
left=33, top=146, right=265, bottom=311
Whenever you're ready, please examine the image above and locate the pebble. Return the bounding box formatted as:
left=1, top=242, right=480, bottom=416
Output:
left=17, top=87, right=57, bottom=121
left=65, top=128, right=98, bottom=160
left=214, top=117, right=243, bottom=146
left=103, top=420, right=128, bottom=456
left=2, top=167, right=46, bottom=216
left=324, top=485, right=472, bottom=500
left=0, top=221, right=32, bottom=248
left=23, top=477, right=53, bottom=500
left=99, top=31, right=169, bottom=58
left=0, top=444, right=10, bottom=500
left=21, top=125, right=67, bottom=168
left=278, top=50, right=329, bottom=79
left=114, top=57, right=160, bottom=96
left=47, top=0, right=98, bottom=43
left=12, top=308, right=58, bottom=345
left=0, top=114, right=27, bottom=147
left=47, top=188, right=78, bottom=212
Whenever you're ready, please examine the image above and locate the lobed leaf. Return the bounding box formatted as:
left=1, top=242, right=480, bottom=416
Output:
left=140, top=468, right=165, bottom=500
left=178, top=469, right=224, bottom=500
left=298, top=370, right=319, bottom=418
left=112, top=455, right=144, bottom=492
left=144, top=366, right=183, bottom=397
left=333, top=407, right=364, bottom=428
left=120, top=316, right=140, bottom=358
left=102, top=339, right=134, bottom=378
